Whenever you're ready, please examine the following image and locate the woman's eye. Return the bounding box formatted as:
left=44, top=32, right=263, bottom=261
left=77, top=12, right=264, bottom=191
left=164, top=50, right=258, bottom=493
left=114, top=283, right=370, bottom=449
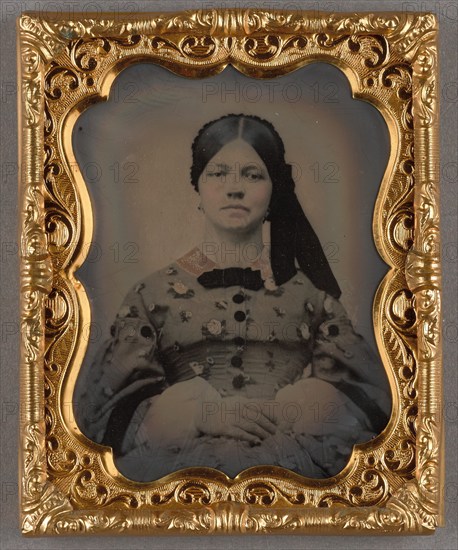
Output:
left=207, top=170, right=224, bottom=178
left=245, top=170, right=263, bottom=181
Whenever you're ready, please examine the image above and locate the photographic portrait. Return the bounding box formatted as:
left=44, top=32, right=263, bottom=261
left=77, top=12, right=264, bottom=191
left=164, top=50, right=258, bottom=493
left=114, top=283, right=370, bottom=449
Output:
left=18, top=8, right=443, bottom=536
left=72, top=61, right=392, bottom=482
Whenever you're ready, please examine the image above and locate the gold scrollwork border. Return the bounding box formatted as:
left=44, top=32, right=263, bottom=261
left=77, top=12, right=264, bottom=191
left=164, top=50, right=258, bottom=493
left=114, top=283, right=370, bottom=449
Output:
left=17, top=8, right=442, bottom=535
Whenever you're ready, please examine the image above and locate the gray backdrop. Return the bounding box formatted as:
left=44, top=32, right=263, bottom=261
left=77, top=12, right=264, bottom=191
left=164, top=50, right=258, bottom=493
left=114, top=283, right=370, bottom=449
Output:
left=1, top=1, right=456, bottom=548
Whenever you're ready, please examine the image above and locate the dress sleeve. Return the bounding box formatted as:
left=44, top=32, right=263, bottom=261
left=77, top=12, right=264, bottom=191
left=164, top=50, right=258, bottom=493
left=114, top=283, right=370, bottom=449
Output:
left=311, top=292, right=392, bottom=433
left=75, top=282, right=168, bottom=450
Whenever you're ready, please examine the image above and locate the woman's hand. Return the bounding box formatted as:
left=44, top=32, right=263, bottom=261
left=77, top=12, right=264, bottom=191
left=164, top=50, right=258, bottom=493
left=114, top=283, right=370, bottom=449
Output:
left=195, top=395, right=277, bottom=445
left=135, top=378, right=277, bottom=448
left=274, top=378, right=368, bottom=438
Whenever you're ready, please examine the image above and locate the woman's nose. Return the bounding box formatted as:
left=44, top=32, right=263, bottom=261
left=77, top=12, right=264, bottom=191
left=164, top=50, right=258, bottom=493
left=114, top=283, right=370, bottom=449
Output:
left=225, top=171, right=245, bottom=198
left=226, top=189, right=245, bottom=199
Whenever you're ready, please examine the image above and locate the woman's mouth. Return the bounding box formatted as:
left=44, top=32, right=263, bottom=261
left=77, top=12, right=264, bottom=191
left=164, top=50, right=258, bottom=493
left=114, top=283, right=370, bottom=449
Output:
left=221, top=205, right=250, bottom=212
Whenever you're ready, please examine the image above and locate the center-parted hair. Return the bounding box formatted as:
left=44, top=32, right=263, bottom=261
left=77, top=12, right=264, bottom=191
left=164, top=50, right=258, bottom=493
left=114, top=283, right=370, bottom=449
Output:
left=190, top=114, right=287, bottom=195
left=190, top=114, right=341, bottom=299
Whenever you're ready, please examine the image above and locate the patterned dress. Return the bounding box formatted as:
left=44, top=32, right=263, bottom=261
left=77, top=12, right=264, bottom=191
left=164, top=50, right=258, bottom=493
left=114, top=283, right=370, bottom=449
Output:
left=75, top=247, right=391, bottom=481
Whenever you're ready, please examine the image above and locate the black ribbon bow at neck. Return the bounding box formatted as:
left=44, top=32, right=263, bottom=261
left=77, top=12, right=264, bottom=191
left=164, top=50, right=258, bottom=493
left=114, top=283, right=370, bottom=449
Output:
left=197, top=267, right=265, bottom=290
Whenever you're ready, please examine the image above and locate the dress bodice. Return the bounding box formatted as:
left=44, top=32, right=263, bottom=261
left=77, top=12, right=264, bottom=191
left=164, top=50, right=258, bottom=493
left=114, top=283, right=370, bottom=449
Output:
left=74, top=247, right=391, bottom=480
left=80, top=247, right=327, bottom=415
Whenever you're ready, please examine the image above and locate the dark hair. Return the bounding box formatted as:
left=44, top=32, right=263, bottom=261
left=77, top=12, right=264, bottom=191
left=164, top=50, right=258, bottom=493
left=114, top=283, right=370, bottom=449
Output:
left=190, top=114, right=341, bottom=299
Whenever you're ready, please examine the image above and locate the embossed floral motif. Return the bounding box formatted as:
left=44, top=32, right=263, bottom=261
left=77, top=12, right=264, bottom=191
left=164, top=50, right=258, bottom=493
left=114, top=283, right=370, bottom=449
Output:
left=264, top=277, right=277, bottom=291
left=180, top=310, right=192, bottom=322
left=168, top=281, right=195, bottom=298
left=232, top=373, right=252, bottom=389
left=189, top=361, right=207, bottom=376
left=273, top=306, right=285, bottom=318
left=266, top=329, right=277, bottom=342
left=265, top=285, right=284, bottom=297
left=302, top=362, right=312, bottom=378
left=266, top=359, right=275, bottom=371
left=172, top=341, right=181, bottom=352
left=118, top=305, right=139, bottom=318
left=103, top=386, right=114, bottom=397
left=148, top=303, right=168, bottom=315
left=299, top=322, right=310, bottom=340
left=137, top=349, right=150, bottom=359
left=134, top=282, right=145, bottom=293
left=323, top=295, right=334, bottom=314
left=318, top=321, right=339, bottom=339
left=202, top=318, right=224, bottom=336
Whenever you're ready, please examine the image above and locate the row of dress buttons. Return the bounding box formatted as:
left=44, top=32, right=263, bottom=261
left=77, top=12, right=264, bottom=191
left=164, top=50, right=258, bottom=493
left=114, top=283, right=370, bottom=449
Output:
left=233, top=292, right=246, bottom=323
left=231, top=291, right=246, bottom=379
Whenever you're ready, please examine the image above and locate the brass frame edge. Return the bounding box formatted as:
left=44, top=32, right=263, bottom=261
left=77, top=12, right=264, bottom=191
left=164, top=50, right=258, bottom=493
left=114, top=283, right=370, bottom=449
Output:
left=17, top=8, right=443, bottom=536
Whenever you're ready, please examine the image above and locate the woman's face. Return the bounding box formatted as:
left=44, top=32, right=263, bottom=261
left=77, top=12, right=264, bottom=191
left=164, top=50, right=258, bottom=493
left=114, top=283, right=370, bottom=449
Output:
left=197, top=139, right=273, bottom=236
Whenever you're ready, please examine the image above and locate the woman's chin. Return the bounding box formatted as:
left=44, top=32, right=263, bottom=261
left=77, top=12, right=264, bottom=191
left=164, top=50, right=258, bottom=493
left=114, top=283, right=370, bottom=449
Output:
left=221, top=222, right=255, bottom=235
left=216, top=216, right=261, bottom=233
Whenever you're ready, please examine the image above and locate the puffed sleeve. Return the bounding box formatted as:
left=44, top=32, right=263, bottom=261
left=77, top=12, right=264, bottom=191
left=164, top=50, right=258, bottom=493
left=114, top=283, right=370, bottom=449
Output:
left=311, top=292, right=391, bottom=433
left=75, top=281, right=168, bottom=451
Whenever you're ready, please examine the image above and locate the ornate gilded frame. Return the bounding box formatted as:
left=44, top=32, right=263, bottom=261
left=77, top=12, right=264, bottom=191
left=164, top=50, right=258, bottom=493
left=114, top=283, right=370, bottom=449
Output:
left=17, top=8, right=443, bottom=536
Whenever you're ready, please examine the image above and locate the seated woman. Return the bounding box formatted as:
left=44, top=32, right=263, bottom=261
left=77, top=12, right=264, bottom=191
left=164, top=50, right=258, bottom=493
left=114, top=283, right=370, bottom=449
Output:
left=75, top=114, right=391, bottom=481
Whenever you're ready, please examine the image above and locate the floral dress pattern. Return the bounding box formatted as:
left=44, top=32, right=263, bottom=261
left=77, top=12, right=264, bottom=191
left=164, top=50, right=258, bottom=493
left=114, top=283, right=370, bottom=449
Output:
left=75, top=247, right=391, bottom=481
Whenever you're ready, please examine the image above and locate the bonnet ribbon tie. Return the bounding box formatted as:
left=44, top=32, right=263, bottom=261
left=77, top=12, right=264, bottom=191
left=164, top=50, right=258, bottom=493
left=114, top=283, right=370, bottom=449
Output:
left=269, top=163, right=341, bottom=298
